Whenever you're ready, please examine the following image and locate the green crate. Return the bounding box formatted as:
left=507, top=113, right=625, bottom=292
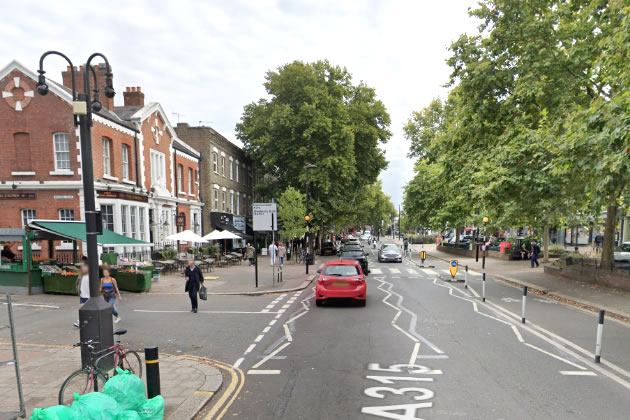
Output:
left=44, top=274, right=78, bottom=295
left=113, top=270, right=151, bottom=292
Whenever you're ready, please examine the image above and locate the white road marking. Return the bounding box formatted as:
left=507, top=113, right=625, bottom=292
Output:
left=244, top=344, right=256, bottom=354
left=371, top=268, right=383, bottom=274
left=524, top=343, right=586, bottom=370
left=417, top=355, right=449, bottom=359
left=407, top=269, right=418, bottom=275
left=133, top=310, right=278, bottom=314
left=274, top=313, right=283, bottom=319
left=501, top=297, right=520, bottom=303
left=282, top=304, right=291, bottom=309
left=251, top=342, right=291, bottom=369
left=261, top=309, right=270, bottom=313
left=285, top=310, right=309, bottom=325
left=247, top=370, right=281, bottom=375
left=233, top=358, right=244, bottom=369
left=390, top=268, right=401, bottom=274
left=560, top=371, right=597, bottom=376
left=1, top=302, right=60, bottom=309
left=283, top=324, right=292, bottom=342
left=409, top=342, right=421, bottom=365
left=254, top=334, right=265, bottom=343
left=301, top=301, right=309, bottom=311
left=422, top=269, right=438, bottom=275
left=278, top=309, right=286, bottom=313
left=511, top=326, right=525, bottom=343
left=269, top=319, right=277, bottom=326
left=263, top=326, right=271, bottom=333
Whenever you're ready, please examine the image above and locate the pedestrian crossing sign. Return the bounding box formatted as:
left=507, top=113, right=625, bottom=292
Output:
left=420, top=251, right=426, bottom=262
left=449, top=260, right=458, bottom=278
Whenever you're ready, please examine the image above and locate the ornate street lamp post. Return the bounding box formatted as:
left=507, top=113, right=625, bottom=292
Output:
left=37, top=51, right=116, bottom=366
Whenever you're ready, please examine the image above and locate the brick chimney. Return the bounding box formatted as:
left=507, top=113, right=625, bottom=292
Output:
left=61, top=63, right=115, bottom=111
left=123, top=86, right=144, bottom=107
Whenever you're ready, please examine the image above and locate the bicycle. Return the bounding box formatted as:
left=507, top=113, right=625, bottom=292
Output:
left=58, top=329, right=142, bottom=405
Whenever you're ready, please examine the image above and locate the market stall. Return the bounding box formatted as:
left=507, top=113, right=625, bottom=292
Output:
left=0, top=220, right=153, bottom=295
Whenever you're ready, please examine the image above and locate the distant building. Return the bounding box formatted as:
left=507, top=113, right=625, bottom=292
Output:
left=175, top=123, right=253, bottom=241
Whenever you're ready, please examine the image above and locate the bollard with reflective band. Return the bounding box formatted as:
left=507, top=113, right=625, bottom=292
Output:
left=482, top=272, right=486, bottom=302
left=521, top=287, right=527, bottom=324
left=595, top=310, right=605, bottom=363
left=145, top=346, right=161, bottom=398
left=482, top=254, right=486, bottom=270
left=464, top=265, right=468, bottom=289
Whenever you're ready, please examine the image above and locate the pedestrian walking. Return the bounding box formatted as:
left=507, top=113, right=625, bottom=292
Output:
left=531, top=241, right=540, bottom=268
left=403, top=238, right=409, bottom=254
left=269, top=241, right=278, bottom=266
left=594, top=233, right=603, bottom=254
left=246, top=243, right=255, bottom=265
left=74, top=264, right=90, bottom=327
left=100, top=268, right=122, bottom=323
left=184, top=260, right=204, bottom=313
left=277, top=242, right=287, bottom=267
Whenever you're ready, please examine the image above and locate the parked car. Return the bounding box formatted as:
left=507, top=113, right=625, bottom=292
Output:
left=340, top=243, right=363, bottom=254
left=614, top=243, right=630, bottom=262
left=315, top=259, right=367, bottom=306
left=340, top=249, right=369, bottom=275
left=320, top=242, right=337, bottom=256
left=378, top=243, right=402, bottom=263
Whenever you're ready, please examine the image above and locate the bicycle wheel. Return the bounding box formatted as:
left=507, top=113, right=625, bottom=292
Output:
left=58, top=368, right=108, bottom=405
left=119, top=350, right=143, bottom=378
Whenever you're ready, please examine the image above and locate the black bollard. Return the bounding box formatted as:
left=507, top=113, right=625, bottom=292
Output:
left=522, top=287, right=528, bottom=324
left=145, top=346, right=161, bottom=398
left=595, top=310, right=605, bottom=363
left=482, top=254, right=486, bottom=270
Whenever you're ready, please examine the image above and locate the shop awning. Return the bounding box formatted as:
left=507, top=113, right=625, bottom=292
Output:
left=29, top=220, right=152, bottom=247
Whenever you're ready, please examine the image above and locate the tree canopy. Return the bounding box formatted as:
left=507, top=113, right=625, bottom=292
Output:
left=236, top=60, right=393, bottom=232
left=403, top=0, right=630, bottom=264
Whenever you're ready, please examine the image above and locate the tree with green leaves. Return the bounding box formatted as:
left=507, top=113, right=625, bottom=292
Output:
left=277, top=186, right=307, bottom=241
left=236, top=60, right=391, bottom=232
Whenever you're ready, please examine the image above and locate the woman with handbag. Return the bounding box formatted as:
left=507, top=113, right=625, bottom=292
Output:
left=101, top=268, right=123, bottom=323
left=184, top=260, right=204, bottom=313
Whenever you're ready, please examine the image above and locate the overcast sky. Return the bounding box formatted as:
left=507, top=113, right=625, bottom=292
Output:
left=2, top=0, right=479, bottom=207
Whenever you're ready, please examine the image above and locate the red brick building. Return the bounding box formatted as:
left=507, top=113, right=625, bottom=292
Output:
left=0, top=60, right=203, bottom=259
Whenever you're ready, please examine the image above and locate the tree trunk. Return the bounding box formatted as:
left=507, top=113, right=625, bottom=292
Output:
left=455, top=227, right=460, bottom=245
left=600, top=201, right=618, bottom=269
left=543, top=225, right=550, bottom=263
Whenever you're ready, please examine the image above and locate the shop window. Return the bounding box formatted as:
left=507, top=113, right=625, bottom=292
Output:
left=54, top=133, right=70, bottom=170
left=101, top=205, right=114, bottom=231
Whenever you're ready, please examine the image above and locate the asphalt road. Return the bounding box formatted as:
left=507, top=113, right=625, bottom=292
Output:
left=6, top=244, right=630, bottom=419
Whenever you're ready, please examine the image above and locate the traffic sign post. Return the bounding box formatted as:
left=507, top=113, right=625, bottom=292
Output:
left=449, top=260, right=458, bottom=279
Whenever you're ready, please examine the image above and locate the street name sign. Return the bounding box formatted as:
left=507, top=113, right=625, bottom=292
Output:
left=253, top=203, right=277, bottom=231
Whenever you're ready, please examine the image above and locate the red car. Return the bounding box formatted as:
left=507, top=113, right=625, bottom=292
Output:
left=315, top=260, right=366, bottom=307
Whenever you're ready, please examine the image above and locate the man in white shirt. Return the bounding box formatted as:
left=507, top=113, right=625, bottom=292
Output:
left=74, top=264, right=91, bottom=328
left=268, top=241, right=278, bottom=266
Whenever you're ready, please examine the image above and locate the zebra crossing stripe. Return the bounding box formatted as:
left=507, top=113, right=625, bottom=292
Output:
left=371, top=268, right=383, bottom=274
left=390, top=268, right=401, bottom=274
left=422, top=269, right=438, bottom=275
left=407, top=269, right=418, bottom=275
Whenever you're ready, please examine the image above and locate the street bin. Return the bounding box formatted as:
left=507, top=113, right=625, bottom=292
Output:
left=306, top=253, right=315, bottom=265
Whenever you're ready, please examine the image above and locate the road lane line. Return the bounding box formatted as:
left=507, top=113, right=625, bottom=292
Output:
left=244, top=344, right=256, bottom=354
left=1, top=302, right=60, bottom=309
left=417, top=355, right=449, bottom=359
left=263, top=326, right=270, bottom=333
left=251, top=342, right=291, bottom=369
left=560, top=371, right=597, bottom=376
left=269, top=319, right=277, bottom=326
left=261, top=309, right=270, bottom=313
left=133, top=310, right=278, bottom=314
left=254, top=334, right=264, bottom=343
left=511, top=325, right=525, bottom=343
left=283, top=324, right=292, bottom=342
left=409, top=342, right=421, bottom=365
left=286, top=310, right=309, bottom=325
left=247, top=370, right=280, bottom=375
left=233, top=358, right=244, bottom=369
left=523, top=343, right=586, bottom=370
left=274, top=313, right=282, bottom=319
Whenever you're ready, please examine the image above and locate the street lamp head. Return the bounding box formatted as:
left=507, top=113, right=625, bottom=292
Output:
left=305, top=164, right=318, bottom=170
left=103, top=74, right=115, bottom=99
left=482, top=217, right=489, bottom=224
left=36, top=73, right=49, bottom=96
left=91, top=99, right=103, bottom=113
left=304, top=215, right=311, bottom=222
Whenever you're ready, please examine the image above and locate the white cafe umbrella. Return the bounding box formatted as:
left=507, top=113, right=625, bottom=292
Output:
left=202, top=230, right=241, bottom=241
left=202, top=229, right=242, bottom=254
left=165, top=230, right=208, bottom=243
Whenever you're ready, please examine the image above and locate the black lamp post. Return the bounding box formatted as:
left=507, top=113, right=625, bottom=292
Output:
left=37, top=51, right=115, bottom=367
left=305, top=163, right=317, bottom=274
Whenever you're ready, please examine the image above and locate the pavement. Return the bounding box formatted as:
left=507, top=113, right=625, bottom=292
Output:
left=0, top=343, right=222, bottom=419
left=412, top=243, right=630, bottom=322
left=151, top=256, right=316, bottom=295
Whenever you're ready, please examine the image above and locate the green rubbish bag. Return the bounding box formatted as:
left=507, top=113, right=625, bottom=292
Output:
left=103, top=367, right=146, bottom=411
left=116, top=410, right=141, bottom=420
left=70, top=392, right=120, bottom=420
left=136, top=395, right=164, bottom=420
left=29, top=405, right=76, bottom=420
